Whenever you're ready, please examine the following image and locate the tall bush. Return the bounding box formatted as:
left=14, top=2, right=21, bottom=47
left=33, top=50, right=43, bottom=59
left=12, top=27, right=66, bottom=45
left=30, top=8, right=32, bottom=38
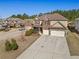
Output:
left=5, top=40, right=12, bottom=51
left=11, top=39, right=18, bottom=50
left=25, top=29, right=34, bottom=36
left=5, top=39, right=18, bottom=51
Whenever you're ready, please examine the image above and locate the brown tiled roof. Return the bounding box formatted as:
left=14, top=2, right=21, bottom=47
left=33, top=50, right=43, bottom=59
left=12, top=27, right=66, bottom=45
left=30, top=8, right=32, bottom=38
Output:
left=37, top=13, right=68, bottom=21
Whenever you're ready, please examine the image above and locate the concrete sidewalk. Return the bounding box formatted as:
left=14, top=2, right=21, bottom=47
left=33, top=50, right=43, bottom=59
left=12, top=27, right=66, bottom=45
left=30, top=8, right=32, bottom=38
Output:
left=17, top=35, right=71, bottom=59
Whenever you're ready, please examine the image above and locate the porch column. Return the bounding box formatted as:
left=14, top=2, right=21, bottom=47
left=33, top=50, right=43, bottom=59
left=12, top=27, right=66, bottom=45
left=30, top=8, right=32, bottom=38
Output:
left=38, top=27, right=42, bottom=35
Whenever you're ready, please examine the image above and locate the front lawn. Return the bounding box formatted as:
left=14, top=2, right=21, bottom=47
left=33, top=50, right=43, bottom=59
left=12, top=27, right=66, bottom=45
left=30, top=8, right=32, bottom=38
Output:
left=66, top=31, right=79, bottom=56
left=0, top=32, right=40, bottom=59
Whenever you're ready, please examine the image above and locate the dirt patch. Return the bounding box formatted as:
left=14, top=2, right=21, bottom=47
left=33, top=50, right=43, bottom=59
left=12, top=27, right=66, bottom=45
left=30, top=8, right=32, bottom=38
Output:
left=66, top=31, right=79, bottom=56
left=0, top=33, right=40, bottom=59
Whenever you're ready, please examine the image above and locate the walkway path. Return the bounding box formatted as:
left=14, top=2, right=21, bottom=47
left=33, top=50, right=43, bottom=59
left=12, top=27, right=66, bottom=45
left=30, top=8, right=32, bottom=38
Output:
left=17, top=35, right=71, bottom=59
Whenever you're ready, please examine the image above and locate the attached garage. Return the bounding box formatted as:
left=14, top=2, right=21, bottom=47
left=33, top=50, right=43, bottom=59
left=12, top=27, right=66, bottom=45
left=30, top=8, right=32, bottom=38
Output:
left=42, top=29, right=66, bottom=37
left=50, top=30, right=65, bottom=37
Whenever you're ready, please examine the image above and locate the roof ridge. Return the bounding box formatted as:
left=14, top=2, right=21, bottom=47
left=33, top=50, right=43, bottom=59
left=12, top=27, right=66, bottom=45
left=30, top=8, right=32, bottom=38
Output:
left=36, top=13, right=68, bottom=21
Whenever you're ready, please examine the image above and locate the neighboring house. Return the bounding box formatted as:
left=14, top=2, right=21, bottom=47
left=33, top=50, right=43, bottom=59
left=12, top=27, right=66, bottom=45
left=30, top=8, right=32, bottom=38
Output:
left=24, top=19, right=33, bottom=30
left=75, top=18, right=79, bottom=32
left=33, top=13, right=68, bottom=37
left=6, top=18, right=25, bottom=28
left=0, top=20, right=9, bottom=30
left=68, top=21, right=75, bottom=32
left=0, top=23, right=10, bottom=31
left=68, top=21, right=75, bottom=28
left=0, top=25, right=5, bottom=30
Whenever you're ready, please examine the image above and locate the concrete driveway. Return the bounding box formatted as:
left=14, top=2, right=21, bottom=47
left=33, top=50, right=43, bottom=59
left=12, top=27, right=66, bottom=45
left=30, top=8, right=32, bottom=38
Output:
left=17, top=35, right=71, bottom=59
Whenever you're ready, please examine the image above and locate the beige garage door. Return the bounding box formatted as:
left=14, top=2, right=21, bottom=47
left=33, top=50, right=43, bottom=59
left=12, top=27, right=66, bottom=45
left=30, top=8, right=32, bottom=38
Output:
left=50, top=30, right=65, bottom=37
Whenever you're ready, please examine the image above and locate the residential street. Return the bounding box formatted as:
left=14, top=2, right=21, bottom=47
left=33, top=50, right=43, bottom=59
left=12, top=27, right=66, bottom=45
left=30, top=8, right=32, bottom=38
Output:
left=0, top=29, right=24, bottom=41
left=17, top=35, right=70, bottom=59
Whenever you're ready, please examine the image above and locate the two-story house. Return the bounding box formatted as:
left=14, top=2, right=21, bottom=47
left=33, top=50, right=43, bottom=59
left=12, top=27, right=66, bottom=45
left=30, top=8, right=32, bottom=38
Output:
left=33, top=13, right=68, bottom=37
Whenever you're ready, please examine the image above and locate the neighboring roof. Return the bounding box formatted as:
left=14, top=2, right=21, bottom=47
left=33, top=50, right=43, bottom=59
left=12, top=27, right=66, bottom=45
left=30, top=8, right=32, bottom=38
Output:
left=24, top=19, right=34, bottom=21
left=36, top=13, right=68, bottom=21
left=6, top=18, right=23, bottom=21
left=5, top=18, right=25, bottom=23
left=24, top=19, right=33, bottom=26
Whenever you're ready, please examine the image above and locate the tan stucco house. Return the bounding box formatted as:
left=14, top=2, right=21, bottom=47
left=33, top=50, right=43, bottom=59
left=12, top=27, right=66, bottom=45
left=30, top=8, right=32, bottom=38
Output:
left=24, top=19, right=33, bottom=30
left=33, top=13, right=68, bottom=37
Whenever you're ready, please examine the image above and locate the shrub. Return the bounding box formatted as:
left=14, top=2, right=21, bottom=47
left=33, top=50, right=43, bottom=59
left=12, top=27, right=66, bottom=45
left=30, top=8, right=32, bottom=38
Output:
left=11, top=39, right=18, bottom=50
left=5, top=40, right=12, bottom=51
left=5, top=39, right=18, bottom=51
left=25, top=29, right=34, bottom=36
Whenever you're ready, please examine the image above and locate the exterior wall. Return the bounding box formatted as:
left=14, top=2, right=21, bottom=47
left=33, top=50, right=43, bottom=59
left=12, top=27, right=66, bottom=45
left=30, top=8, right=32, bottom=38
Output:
left=50, top=21, right=57, bottom=25
left=25, top=26, right=32, bottom=30
left=50, top=30, right=65, bottom=37
left=40, top=21, right=42, bottom=24
left=43, top=30, right=49, bottom=35
left=60, top=21, right=68, bottom=28
left=52, top=22, right=63, bottom=28
left=50, top=21, right=67, bottom=28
